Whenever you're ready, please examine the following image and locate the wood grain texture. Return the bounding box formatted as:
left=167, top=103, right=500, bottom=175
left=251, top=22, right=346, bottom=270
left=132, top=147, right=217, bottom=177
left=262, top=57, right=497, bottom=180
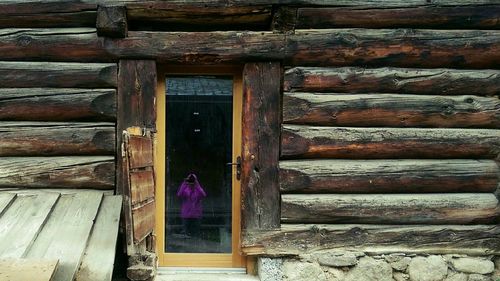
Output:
left=0, top=193, right=16, bottom=217
left=296, top=6, right=500, bottom=29
left=0, top=156, right=115, bottom=189
left=281, top=125, right=500, bottom=159
left=271, top=6, right=298, bottom=33
left=0, top=122, right=115, bottom=156
left=242, top=224, right=500, bottom=256
left=241, top=62, right=281, bottom=231
left=130, top=170, right=154, bottom=206
left=97, top=5, right=127, bottom=38
left=0, top=259, right=59, bottom=281
left=287, top=29, right=500, bottom=69
left=131, top=200, right=155, bottom=243
left=75, top=195, right=122, bottom=281
left=281, top=193, right=500, bottom=224
left=284, top=67, right=500, bottom=95
left=283, top=93, right=500, bottom=128
left=127, top=136, right=153, bottom=169
left=0, top=88, right=116, bottom=121
left=279, top=159, right=499, bottom=194
left=0, top=61, right=117, bottom=88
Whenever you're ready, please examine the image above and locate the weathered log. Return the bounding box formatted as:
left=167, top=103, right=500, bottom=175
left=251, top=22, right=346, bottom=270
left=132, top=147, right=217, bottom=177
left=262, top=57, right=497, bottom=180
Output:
left=287, top=29, right=500, bottom=69
left=0, top=2, right=96, bottom=28
left=284, top=67, right=500, bottom=95
left=0, top=61, right=117, bottom=88
left=296, top=6, right=500, bottom=29
left=0, top=88, right=116, bottom=121
left=283, top=93, right=500, bottom=128
left=127, top=4, right=272, bottom=31
left=0, top=122, right=115, bottom=156
left=281, top=125, right=500, bottom=159
left=242, top=224, right=500, bottom=256
left=0, top=156, right=115, bottom=189
left=271, top=6, right=297, bottom=33
left=281, top=193, right=500, bottom=224
left=279, top=159, right=499, bottom=194
left=241, top=62, right=281, bottom=231
left=97, top=5, right=127, bottom=38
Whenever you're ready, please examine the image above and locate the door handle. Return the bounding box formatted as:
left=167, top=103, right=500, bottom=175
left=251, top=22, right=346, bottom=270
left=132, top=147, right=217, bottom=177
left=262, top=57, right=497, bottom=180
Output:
left=226, top=156, right=241, bottom=181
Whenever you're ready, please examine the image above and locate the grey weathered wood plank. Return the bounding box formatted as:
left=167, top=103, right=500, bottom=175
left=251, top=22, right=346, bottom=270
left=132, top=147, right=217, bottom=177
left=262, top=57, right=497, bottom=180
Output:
left=0, top=88, right=116, bottom=121
left=281, top=193, right=500, bottom=224
left=0, top=122, right=115, bottom=156
left=0, top=193, right=59, bottom=258
left=0, top=193, right=16, bottom=218
left=25, top=191, right=104, bottom=281
left=0, top=156, right=115, bottom=189
left=75, top=195, right=122, bottom=281
left=0, top=258, right=59, bottom=281
left=0, top=61, right=117, bottom=88
left=242, top=224, right=500, bottom=256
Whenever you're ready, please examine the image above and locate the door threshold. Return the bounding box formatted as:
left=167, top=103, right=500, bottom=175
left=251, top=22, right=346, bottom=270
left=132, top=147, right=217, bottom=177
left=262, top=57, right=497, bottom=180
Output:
left=158, top=267, right=247, bottom=274
left=156, top=267, right=259, bottom=281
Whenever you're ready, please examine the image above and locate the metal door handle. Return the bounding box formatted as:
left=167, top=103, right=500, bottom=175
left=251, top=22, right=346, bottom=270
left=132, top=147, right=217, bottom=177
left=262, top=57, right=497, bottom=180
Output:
left=226, top=156, right=241, bottom=181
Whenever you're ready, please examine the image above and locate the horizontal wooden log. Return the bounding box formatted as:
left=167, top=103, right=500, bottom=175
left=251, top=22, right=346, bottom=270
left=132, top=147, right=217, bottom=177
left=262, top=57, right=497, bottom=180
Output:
left=242, top=224, right=500, bottom=256
left=296, top=6, right=500, bottom=29
left=287, top=29, right=500, bottom=69
left=283, top=93, right=500, bottom=128
left=281, top=125, right=500, bottom=159
left=0, top=62, right=117, bottom=88
left=0, top=122, right=115, bottom=156
left=127, top=4, right=272, bottom=30
left=0, top=156, right=115, bottom=189
left=279, top=159, right=499, bottom=194
left=284, top=67, right=500, bottom=95
left=0, top=2, right=96, bottom=28
left=0, top=88, right=116, bottom=121
left=281, top=193, right=500, bottom=224
left=97, top=5, right=127, bottom=38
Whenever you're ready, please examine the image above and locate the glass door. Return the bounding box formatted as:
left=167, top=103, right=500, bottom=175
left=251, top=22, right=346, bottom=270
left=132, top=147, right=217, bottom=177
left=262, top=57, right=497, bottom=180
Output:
left=155, top=66, right=244, bottom=268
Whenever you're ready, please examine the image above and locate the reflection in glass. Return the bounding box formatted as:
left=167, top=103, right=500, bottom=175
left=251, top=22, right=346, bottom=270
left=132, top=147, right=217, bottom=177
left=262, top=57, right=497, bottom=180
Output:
left=165, top=76, right=233, bottom=253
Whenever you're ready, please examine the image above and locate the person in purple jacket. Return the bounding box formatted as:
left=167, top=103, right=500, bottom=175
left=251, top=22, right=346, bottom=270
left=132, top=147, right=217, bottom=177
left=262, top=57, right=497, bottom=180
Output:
left=177, top=173, right=207, bottom=237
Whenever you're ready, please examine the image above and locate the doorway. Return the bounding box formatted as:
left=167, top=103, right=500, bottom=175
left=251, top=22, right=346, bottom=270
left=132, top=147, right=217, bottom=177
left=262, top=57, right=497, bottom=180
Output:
left=155, top=66, right=245, bottom=268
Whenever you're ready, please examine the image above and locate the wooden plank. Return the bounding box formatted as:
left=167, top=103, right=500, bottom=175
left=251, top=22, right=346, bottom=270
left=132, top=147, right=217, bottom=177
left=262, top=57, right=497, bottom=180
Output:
left=242, top=224, right=500, bottom=256
left=0, top=122, right=115, bottom=156
left=0, top=193, right=59, bottom=258
left=0, top=61, right=117, bottom=88
left=284, top=67, right=500, bottom=95
left=127, top=4, right=272, bottom=31
left=287, top=29, right=500, bottom=69
left=131, top=200, right=155, bottom=243
left=127, top=135, right=154, bottom=169
left=281, top=125, right=500, bottom=159
left=241, top=62, right=281, bottom=231
left=283, top=93, right=500, bottom=128
left=281, top=193, right=500, bottom=224
left=97, top=5, right=127, bottom=38
left=0, top=193, right=16, bottom=218
left=75, top=196, right=122, bottom=281
left=296, top=6, right=500, bottom=29
left=0, top=156, right=115, bottom=189
left=0, top=88, right=116, bottom=121
left=130, top=170, right=154, bottom=206
left=25, top=192, right=104, bottom=281
left=0, top=258, right=59, bottom=281
left=0, top=1, right=96, bottom=28
left=279, top=159, right=499, bottom=194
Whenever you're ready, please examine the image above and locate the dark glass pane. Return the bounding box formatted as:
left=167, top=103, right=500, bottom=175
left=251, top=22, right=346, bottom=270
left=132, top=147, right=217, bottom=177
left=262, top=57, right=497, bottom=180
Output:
left=165, top=76, right=233, bottom=253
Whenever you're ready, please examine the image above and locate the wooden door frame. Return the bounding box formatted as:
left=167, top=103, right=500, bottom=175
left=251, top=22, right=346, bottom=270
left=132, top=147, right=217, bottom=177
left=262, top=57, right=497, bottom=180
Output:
left=154, top=65, right=246, bottom=267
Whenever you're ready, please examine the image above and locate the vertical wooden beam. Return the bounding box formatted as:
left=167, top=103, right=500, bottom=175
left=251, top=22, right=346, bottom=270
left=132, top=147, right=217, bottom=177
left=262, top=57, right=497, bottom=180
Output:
left=241, top=62, right=281, bottom=232
left=117, top=60, right=157, bottom=254
left=97, top=5, right=128, bottom=38
left=271, top=6, right=297, bottom=34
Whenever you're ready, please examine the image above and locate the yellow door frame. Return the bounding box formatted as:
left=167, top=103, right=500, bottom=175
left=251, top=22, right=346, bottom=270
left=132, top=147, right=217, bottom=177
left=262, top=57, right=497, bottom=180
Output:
left=155, top=65, right=245, bottom=268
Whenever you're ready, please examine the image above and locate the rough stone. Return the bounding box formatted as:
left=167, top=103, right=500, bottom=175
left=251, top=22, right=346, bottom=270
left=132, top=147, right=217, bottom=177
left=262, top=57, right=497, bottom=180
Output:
left=493, top=256, right=500, bottom=280
left=316, top=251, right=360, bottom=267
left=258, top=258, right=283, bottom=281
left=126, top=265, right=155, bottom=281
left=445, top=272, right=468, bottom=281
left=385, top=254, right=407, bottom=263
left=344, top=256, right=393, bottom=281
left=467, top=274, right=491, bottom=281
left=451, top=258, right=494, bottom=274
left=394, top=272, right=410, bottom=281
left=408, top=256, right=448, bottom=281
left=325, top=267, right=346, bottom=281
left=283, top=261, right=327, bottom=281
left=391, top=257, right=412, bottom=272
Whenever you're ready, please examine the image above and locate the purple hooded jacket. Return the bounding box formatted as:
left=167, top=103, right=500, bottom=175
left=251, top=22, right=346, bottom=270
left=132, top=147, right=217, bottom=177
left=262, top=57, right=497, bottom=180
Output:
left=176, top=174, right=207, bottom=219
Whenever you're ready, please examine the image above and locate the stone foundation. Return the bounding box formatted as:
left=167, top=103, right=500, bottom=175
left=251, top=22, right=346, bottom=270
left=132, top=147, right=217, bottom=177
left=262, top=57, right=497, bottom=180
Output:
left=258, top=253, right=500, bottom=281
